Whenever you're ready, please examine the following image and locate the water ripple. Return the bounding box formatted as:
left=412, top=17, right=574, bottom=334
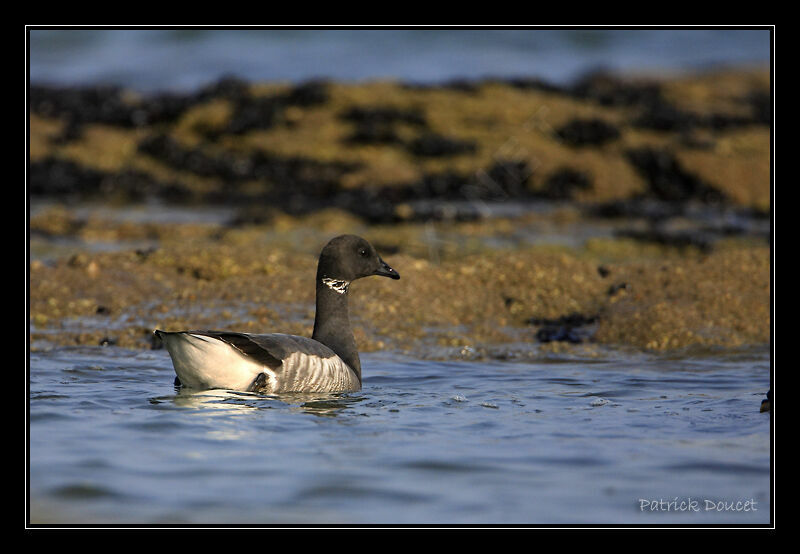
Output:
left=28, top=345, right=772, bottom=524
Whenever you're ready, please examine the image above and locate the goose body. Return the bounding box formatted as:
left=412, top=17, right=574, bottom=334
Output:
left=155, top=235, right=399, bottom=393
left=155, top=331, right=361, bottom=393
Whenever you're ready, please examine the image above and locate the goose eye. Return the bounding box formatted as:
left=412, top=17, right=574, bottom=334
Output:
left=359, top=248, right=369, bottom=257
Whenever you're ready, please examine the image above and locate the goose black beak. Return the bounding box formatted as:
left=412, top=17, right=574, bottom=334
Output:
left=374, top=258, right=400, bottom=280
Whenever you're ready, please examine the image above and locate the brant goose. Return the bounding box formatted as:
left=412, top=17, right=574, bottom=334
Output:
left=155, top=235, right=399, bottom=393
left=760, top=389, right=771, bottom=413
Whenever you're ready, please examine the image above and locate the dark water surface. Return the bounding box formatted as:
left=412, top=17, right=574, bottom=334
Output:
left=29, top=344, right=771, bottom=525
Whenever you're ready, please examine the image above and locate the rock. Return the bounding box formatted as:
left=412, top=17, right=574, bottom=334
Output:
left=626, top=148, right=727, bottom=203
left=541, top=168, right=593, bottom=199
left=408, top=134, right=477, bottom=157
left=607, top=282, right=629, bottom=296
left=556, top=118, right=620, bottom=147
left=527, top=312, right=598, bottom=344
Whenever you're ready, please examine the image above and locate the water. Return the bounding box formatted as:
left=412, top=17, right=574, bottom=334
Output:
left=28, top=29, right=771, bottom=92
left=28, top=344, right=771, bottom=525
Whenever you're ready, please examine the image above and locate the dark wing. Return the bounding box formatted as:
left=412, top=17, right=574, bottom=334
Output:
left=183, top=331, right=337, bottom=372
left=244, top=333, right=339, bottom=361
left=184, top=330, right=283, bottom=370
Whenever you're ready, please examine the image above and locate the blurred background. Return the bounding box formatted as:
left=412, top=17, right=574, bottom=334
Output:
left=29, top=29, right=770, bottom=91
left=28, top=27, right=772, bottom=349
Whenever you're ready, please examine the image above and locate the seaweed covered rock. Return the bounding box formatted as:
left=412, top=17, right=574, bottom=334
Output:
left=556, top=118, right=621, bottom=147
left=29, top=70, right=771, bottom=220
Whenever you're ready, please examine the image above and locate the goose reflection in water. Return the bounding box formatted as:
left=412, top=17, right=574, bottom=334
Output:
left=161, top=387, right=364, bottom=418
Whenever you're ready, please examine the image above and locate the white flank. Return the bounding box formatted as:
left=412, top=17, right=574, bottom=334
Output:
left=162, top=333, right=268, bottom=391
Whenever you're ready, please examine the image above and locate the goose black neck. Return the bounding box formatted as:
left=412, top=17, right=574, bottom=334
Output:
left=311, top=278, right=361, bottom=381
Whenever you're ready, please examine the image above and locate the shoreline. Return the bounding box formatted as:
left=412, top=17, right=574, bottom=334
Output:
left=27, top=68, right=772, bottom=355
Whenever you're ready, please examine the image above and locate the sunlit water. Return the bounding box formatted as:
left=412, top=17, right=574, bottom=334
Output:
left=28, top=345, right=771, bottom=525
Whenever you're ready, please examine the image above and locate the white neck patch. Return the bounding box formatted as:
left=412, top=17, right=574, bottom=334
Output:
left=322, top=277, right=350, bottom=295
